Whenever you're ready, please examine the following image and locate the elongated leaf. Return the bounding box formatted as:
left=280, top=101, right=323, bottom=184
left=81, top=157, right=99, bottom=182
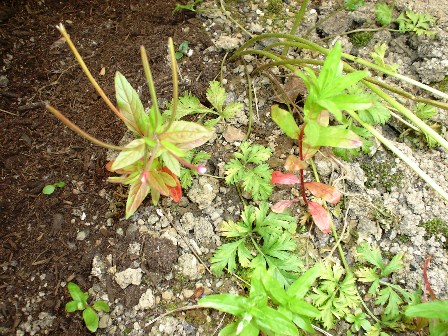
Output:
left=115, top=72, right=150, bottom=135
left=83, top=306, right=99, bottom=332
left=206, top=81, right=226, bottom=113
left=260, top=268, right=289, bottom=306
left=125, top=178, right=150, bottom=219
left=271, top=200, right=297, bottom=213
left=146, top=169, right=170, bottom=196
left=271, top=105, right=301, bottom=139
left=199, top=294, right=249, bottom=316
left=253, top=306, right=299, bottom=335
left=287, top=297, right=320, bottom=318
left=304, top=182, right=341, bottom=204
left=92, top=301, right=110, bottom=313
left=305, top=123, right=363, bottom=149
left=161, top=151, right=181, bottom=177
left=111, top=138, right=146, bottom=171
left=308, top=201, right=332, bottom=233
left=65, top=301, right=80, bottom=313
left=405, top=301, right=448, bottom=320
left=271, top=171, right=300, bottom=185
left=159, top=121, right=213, bottom=150
left=321, top=71, right=369, bottom=98
left=67, top=282, right=88, bottom=305
left=284, top=155, right=308, bottom=171
left=318, top=42, right=342, bottom=91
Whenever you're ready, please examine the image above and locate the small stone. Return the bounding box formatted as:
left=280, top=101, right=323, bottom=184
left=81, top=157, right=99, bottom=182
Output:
left=98, top=315, right=112, bottom=329
left=214, top=35, right=241, bottom=50
left=114, top=268, right=142, bottom=289
left=76, top=231, right=87, bottom=241
left=223, top=126, right=245, bottom=143
left=161, top=290, right=173, bottom=301
left=136, top=288, right=155, bottom=310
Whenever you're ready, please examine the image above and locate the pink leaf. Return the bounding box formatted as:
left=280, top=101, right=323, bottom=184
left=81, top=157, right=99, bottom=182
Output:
left=270, top=171, right=300, bottom=185
left=304, top=182, right=341, bottom=204
left=308, top=201, right=332, bottom=234
left=284, top=155, right=308, bottom=171
left=271, top=199, right=297, bottom=213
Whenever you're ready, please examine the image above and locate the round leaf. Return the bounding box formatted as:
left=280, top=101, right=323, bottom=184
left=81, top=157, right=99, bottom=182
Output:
left=42, top=185, right=56, bottom=195
left=83, top=306, right=99, bottom=332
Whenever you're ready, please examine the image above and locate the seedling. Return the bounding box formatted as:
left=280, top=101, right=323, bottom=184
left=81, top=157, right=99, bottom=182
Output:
left=46, top=24, right=220, bottom=219
left=199, top=265, right=322, bottom=335
left=42, top=181, right=65, bottom=195
left=173, top=0, right=203, bottom=13
left=65, top=282, right=109, bottom=332
left=224, top=141, right=273, bottom=201
left=175, top=41, right=191, bottom=60
left=397, top=10, right=436, bottom=36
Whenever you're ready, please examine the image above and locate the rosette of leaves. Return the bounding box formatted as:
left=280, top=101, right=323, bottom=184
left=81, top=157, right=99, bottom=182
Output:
left=224, top=142, right=273, bottom=201
left=210, top=202, right=303, bottom=287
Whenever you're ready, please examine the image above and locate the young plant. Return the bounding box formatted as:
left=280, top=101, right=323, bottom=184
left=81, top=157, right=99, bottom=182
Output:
left=46, top=24, right=216, bottom=219
left=42, top=181, right=65, bottom=195
left=175, top=41, right=191, bottom=60
left=375, top=3, right=393, bottom=26
left=270, top=43, right=369, bottom=233
left=173, top=0, right=204, bottom=13
left=396, top=10, right=436, bottom=36
left=210, top=202, right=303, bottom=286
left=355, top=242, right=416, bottom=326
left=199, top=265, right=322, bottom=335
left=179, top=150, right=211, bottom=188
left=405, top=300, right=448, bottom=335
left=224, top=141, right=273, bottom=201
left=65, top=282, right=109, bottom=333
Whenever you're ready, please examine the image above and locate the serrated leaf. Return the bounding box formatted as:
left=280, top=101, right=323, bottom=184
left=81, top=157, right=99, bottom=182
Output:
left=308, top=201, right=333, bottom=233
left=381, top=253, right=403, bottom=277
left=111, top=138, right=146, bottom=171
left=355, top=267, right=379, bottom=283
left=415, top=103, right=438, bottom=120
left=159, top=121, right=213, bottom=150
left=271, top=105, right=301, bottom=139
left=376, top=3, right=393, bottom=26
left=271, top=171, right=300, bottom=185
left=206, top=81, right=226, bottom=113
left=115, top=72, right=152, bottom=136
left=356, top=242, right=384, bottom=269
left=222, top=102, right=243, bottom=119
left=210, top=239, right=251, bottom=274
left=304, top=182, right=341, bottom=204
left=83, top=306, right=99, bottom=332
left=376, top=286, right=403, bottom=319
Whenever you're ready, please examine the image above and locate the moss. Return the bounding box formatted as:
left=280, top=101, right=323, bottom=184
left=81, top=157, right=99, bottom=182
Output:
left=361, top=156, right=403, bottom=193
left=267, top=0, right=283, bottom=14
left=349, top=32, right=374, bottom=47
left=398, top=234, right=411, bottom=244
left=419, top=218, right=448, bottom=249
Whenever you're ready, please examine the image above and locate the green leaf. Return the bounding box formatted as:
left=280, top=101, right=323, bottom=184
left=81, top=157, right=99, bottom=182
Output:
left=375, top=3, right=393, bottom=26
left=222, top=102, right=243, bottom=119
left=318, top=42, right=343, bottom=91
left=271, top=105, right=300, bottom=139
left=355, top=267, right=380, bottom=283
left=42, top=185, right=56, bottom=195
left=92, top=300, right=110, bottom=313
left=199, top=294, right=249, bottom=316
left=164, top=92, right=213, bottom=122
left=260, top=268, right=289, bottom=306
left=305, top=122, right=363, bottom=149
left=83, top=306, right=99, bottom=332
left=344, top=0, right=364, bottom=11
left=111, top=138, right=146, bottom=171
left=381, top=253, right=403, bottom=277
left=219, top=220, right=252, bottom=238
left=356, top=242, right=384, bottom=269
left=287, top=263, right=322, bottom=299
left=159, top=121, right=213, bottom=150
left=405, top=300, right=448, bottom=320
left=369, top=43, right=400, bottom=73
left=207, top=81, right=226, bottom=113
left=320, top=70, right=369, bottom=98
left=67, top=282, right=88, bottom=304
left=125, top=178, right=150, bottom=219
left=161, top=151, right=181, bottom=177
left=65, top=300, right=80, bottom=313
left=54, top=181, right=65, bottom=188
left=287, top=297, right=320, bottom=318
left=210, top=239, right=251, bottom=274
left=376, top=286, right=402, bottom=319
left=115, top=72, right=152, bottom=136
left=253, top=306, right=299, bottom=335
left=415, top=103, right=438, bottom=120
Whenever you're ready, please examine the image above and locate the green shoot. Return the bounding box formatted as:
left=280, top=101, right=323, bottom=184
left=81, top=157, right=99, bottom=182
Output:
left=224, top=142, right=273, bottom=201
left=396, top=10, right=436, bottom=36
left=173, top=0, right=204, bottom=13
left=42, top=181, right=65, bottom=195
left=65, top=282, right=109, bottom=333
left=175, top=41, right=190, bottom=60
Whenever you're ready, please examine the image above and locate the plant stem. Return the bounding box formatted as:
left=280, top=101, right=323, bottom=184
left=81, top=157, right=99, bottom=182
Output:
left=46, top=104, right=126, bottom=151
left=298, top=124, right=308, bottom=205
left=282, top=0, right=310, bottom=56
left=347, top=111, right=448, bottom=202
left=243, top=61, right=253, bottom=141
left=140, top=46, right=160, bottom=136
left=55, top=24, right=128, bottom=125
left=163, top=38, right=179, bottom=133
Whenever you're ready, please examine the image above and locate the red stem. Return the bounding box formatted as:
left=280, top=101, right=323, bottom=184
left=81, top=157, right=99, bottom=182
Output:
left=298, top=124, right=308, bottom=205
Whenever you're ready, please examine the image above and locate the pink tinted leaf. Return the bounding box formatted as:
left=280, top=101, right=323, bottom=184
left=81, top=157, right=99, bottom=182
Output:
left=315, top=110, right=329, bottom=127
left=312, top=125, right=363, bottom=149
left=111, top=139, right=146, bottom=171
left=271, top=199, right=297, bottom=213
left=304, top=182, right=341, bottom=204
left=159, top=121, right=213, bottom=150
left=284, top=155, right=308, bottom=171
left=270, top=171, right=300, bottom=185
left=125, top=179, right=150, bottom=219
left=161, top=167, right=182, bottom=203
left=147, top=170, right=170, bottom=197
left=308, top=201, right=332, bottom=234
left=301, top=141, right=319, bottom=160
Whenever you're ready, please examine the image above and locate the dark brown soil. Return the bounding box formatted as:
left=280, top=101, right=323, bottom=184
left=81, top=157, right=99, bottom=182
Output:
left=0, top=0, right=221, bottom=334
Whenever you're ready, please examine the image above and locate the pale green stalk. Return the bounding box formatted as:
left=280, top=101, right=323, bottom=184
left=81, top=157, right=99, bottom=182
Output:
left=282, top=0, right=310, bottom=56
left=163, top=38, right=179, bottom=133
left=140, top=46, right=160, bottom=136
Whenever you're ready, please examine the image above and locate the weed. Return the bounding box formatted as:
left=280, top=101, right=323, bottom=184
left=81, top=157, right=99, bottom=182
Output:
left=175, top=41, right=191, bottom=60
left=396, top=10, right=436, bottom=36
left=42, top=181, right=65, bottom=195
left=65, top=282, right=109, bottom=332
left=419, top=218, right=448, bottom=249
left=173, top=0, right=203, bottom=13
left=375, top=3, right=393, bottom=26
left=405, top=300, right=448, bottom=335
left=224, top=141, right=273, bottom=201
left=267, top=0, right=282, bottom=14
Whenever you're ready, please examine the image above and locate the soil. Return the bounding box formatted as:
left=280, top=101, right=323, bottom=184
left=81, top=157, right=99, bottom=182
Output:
left=0, top=1, right=221, bottom=334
